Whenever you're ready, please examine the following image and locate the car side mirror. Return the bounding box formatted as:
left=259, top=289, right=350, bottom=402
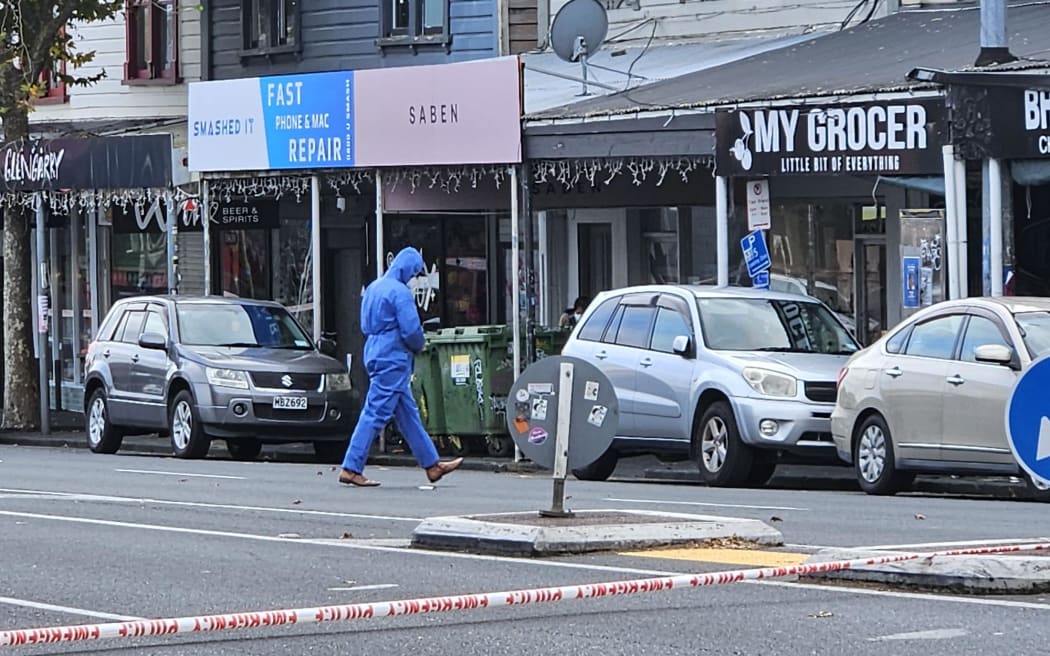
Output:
left=316, top=337, right=339, bottom=358
left=974, top=343, right=1018, bottom=369
left=138, top=332, right=168, bottom=350
left=672, top=335, right=693, bottom=358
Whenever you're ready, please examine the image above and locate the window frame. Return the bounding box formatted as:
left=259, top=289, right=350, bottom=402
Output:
left=378, top=0, right=451, bottom=49
left=957, top=312, right=1013, bottom=364
left=124, top=0, right=180, bottom=85
left=36, top=59, right=68, bottom=105
left=901, top=313, right=966, bottom=361
left=240, top=0, right=302, bottom=57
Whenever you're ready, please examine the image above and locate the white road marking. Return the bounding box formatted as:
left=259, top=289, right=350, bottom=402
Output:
left=852, top=537, right=1050, bottom=551
left=0, top=488, right=421, bottom=523
left=0, top=596, right=143, bottom=621
left=5, top=509, right=1050, bottom=614
left=326, top=584, right=400, bottom=592
left=115, top=468, right=246, bottom=480
left=870, top=628, right=969, bottom=641
left=605, top=497, right=808, bottom=512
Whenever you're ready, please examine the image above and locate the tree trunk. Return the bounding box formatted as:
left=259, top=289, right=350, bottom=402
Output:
left=2, top=105, right=40, bottom=430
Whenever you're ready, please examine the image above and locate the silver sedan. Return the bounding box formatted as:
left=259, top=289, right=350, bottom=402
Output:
left=832, top=296, right=1050, bottom=496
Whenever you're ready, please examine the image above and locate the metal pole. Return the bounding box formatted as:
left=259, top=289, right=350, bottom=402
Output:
left=977, top=0, right=1015, bottom=66
left=69, top=208, right=82, bottom=386
left=941, top=145, right=960, bottom=300
left=48, top=224, right=61, bottom=411
left=375, top=170, right=385, bottom=279
left=539, top=360, right=574, bottom=517
left=510, top=166, right=521, bottom=379
left=311, top=175, right=322, bottom=343
left=806, top=204, right=816, bottom=297
left=715, top=175, right=729, bottom=286
left=521, top=162, right=535, bottom=365
left=166, top=190, right=178, bottom=295
left=201, top=180, right=212, bottom=295
left=989, top=158, right=1004, bottom=296
left=35, top=195, right=50, bottom=434
left=88, top=199, right=99, bottom=338
left=955, top=157, right=969, bottom=298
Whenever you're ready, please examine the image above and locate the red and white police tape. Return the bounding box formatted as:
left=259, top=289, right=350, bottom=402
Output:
left=3, top=540, right=1049, bottom=648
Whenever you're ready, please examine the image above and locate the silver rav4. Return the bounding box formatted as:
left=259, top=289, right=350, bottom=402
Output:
left=561, top=285, right=859, bottom=487
left=83, top=296, right=355, bottom=462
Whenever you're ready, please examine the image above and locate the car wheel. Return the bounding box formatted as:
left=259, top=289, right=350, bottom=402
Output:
left=314, top=439, right=348, bottom=464
left=485, top=434, right=514, bottom=458
left=853, top=414, right=912, bottom=495
left=1023, top=472, right=1050, bottom=502
left=696, top=401, right=754, bottom=487
left=571, top=448, right=619, bottom=481
left=169, top=390, right=211, bottom=459
left=226, top=438, right=262, bottom=461
left=86, top=389, right=123, bottom=454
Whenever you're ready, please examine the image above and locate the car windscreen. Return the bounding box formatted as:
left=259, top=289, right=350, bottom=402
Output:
left=696, top=297, right=859, bottom=355
left=176, top=303, right=314, bottom=349
left=1014, top=311, right=1050, bottom=359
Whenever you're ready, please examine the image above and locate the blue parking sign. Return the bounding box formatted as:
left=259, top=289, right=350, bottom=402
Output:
left=1005, top=354, right=1050, bottom=486
left=752, top=270, right=770, bottom=290
left=740, top=230, right=771, bottom=280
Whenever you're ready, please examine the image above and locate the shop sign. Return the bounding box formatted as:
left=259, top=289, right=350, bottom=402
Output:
left=970, top=87, right=1050, bottom=159
left=715, top=99, right=945, bottom=176
left=188, top=57, right=522, bottom=172
left=0, top=134, right=172, bottom=192
left=112, top=197, right=204, bottom=234
left=215, top=198, right=279, bottom=230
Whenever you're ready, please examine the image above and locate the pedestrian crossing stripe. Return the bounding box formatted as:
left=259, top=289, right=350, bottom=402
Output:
left=618, top=547, right=810, bottom=568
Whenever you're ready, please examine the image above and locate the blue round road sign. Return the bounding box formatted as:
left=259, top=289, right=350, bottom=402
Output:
left=1005, top=354, right=1050, bottom=486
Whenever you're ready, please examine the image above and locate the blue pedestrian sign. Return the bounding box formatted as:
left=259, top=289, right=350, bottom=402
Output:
left=1005, top=354, right=1050, bottom=486
left=752, top=270, right=770, bottom=290
left=740, top=230, right=771, bottom=280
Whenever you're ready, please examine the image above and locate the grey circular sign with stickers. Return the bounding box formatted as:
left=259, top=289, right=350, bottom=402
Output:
left=505, top=355, right=618, bottom=470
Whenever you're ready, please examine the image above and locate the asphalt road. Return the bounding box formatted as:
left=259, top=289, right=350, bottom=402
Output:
left=2, top=442, right=1049, bottom=655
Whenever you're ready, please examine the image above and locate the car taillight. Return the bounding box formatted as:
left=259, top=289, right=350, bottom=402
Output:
left=836, top=367, right=849, bottom=389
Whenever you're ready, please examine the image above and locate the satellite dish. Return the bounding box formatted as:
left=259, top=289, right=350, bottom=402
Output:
left=549, top=0, right=608, bottom=95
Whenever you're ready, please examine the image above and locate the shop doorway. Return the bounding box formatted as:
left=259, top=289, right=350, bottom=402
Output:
left=567, top=209, right=627, bottom=303
left=854, top=236, right=887, bottom=346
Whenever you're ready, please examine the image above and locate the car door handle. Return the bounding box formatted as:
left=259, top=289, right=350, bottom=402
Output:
left=102, top=349, right=111, bottom=358
left=640, top=358, right=653, bottom=367
left=595, top=351, right=608, bottom=360
left=131, top=354, right=139, bottom=364
left=884, top=366, right=903, bottom=378
left=947, top=375, right=965, bottom=386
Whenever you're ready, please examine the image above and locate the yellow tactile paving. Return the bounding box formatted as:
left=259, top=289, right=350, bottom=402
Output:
left=619, top=547, right=810, bottom=567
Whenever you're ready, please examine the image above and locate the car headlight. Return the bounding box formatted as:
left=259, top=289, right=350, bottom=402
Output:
left=325, top=372, right=352, bottom=391
left=206, top=367, right=249, bottom=390
left=742, top=367, right=797, bottom=398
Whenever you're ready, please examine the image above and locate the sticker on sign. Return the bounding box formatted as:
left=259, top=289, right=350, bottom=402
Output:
left=746, top=179, right=771, bottom=231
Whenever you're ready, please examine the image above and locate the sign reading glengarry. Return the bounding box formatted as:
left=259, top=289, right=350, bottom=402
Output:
left=0, top=134, right=172, bottom=193
left=714, top=98, right=946, bottom=176
left=188, top=57, right=522, bottom=172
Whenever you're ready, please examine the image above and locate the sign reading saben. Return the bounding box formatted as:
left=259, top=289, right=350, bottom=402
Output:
left=715, top=98, right=946, bottom=176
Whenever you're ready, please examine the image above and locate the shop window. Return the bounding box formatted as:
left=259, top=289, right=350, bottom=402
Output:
left=220, top=230, right=272, bottom=300
left=379, top=0, right=449, bottom=45
left=125, top=0, right=179, bottom=84
left=242, top=0, right=301, bottom=55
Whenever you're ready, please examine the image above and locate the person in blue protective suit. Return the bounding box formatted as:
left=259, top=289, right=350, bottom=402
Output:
left=339, top=246, right=464, bottom=487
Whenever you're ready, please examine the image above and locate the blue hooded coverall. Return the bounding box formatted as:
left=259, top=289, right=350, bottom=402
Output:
left=341, top=247, right=441, bottom=473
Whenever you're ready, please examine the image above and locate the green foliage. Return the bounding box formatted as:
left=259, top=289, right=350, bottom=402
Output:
left=0, top=0, right=125, bottom=114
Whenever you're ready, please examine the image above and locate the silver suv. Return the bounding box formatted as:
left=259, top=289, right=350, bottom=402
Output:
left=83, top=296, right=355, bottom=462
left=561, top=285, right=859, bottom=487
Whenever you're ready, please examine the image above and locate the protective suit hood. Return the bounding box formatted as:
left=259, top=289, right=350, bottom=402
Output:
left=388, top=247, right=424, bottom=284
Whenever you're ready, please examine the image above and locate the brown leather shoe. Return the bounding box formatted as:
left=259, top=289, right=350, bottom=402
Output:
left=426, top=457, right=464, bottom=483
left=338, top=470, right=381, bottom=487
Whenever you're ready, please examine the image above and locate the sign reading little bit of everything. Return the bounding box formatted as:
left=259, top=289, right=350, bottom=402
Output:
left=188, top=57, right=522, bottom=172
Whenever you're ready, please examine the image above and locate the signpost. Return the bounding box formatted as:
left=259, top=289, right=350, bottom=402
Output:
left=746, top=180, right=771, bottom=231
left=1005, top=355, right=1050, bottom=487
left=506, top=355, right=618, bottom=517
left=740, top=229, right=772, bottom=289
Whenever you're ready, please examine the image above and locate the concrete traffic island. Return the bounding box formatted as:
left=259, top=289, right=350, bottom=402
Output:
left=801, top=548, right=1050, bottom=594
left=411, top=509, right=784, bottom=557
